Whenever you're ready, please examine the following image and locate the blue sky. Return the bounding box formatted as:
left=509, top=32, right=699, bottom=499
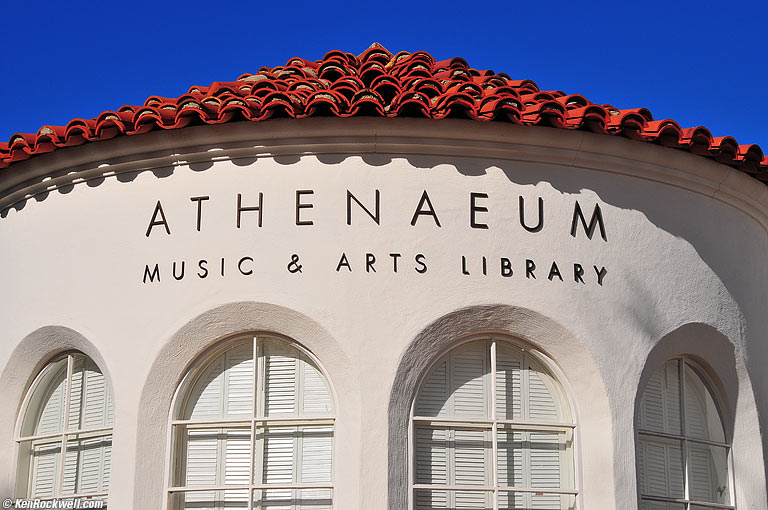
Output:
left=2, top=1, right=766, bottom=149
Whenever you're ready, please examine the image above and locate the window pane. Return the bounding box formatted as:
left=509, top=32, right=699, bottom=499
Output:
left=495, top=345, right=523, bottom=421
left=26, top=358, right=68, bottom=436
left=68, top=357, right=113, bottom=430
left=688, top=444, right=730, bottom=505
left=62, top=434, right=112, bottom=495
left=497, top=428, right=572, bottom=492
left=177, top=427, right=251, bottom=488
left=497, top=429, right=524, bottom=488
left=684, top=364, right=725, bottom=443
left=450, top=344, right=489, bottom=419
left=637, top=436, right=684, bottom=500
left=639, top=361, right=682, bottom=435
left=260, top=425, right=332, bottom=486
left=414, top=426, right=491, bottom=488
left=184, top=343, right=254, bottom=420
left=29, top=441, right=60, bottom=498
left=415, top=427, right=448, bottom=485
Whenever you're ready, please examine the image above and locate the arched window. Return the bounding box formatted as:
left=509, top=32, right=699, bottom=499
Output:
left=16, top=353, right=113, bottom=503
left=168, top=335, right=335, bottom=510
left=411, top=337, right=577, bottom=510
left=636, top=359, right=733, bottom=509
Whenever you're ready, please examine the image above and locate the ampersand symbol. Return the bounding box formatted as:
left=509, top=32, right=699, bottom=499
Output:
left=287, top=254, right=303, bottom=273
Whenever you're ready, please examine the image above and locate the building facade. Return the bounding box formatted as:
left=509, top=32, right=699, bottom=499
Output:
left=0, top=47, right=766, bottom=509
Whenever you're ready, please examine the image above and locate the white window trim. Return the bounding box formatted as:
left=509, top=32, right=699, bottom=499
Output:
left=164, top=334, right=335, bottom=510
left=636, top=357, right=736, bottom=510
left=408, top=335, right=580, bottom=510
left=14, top=352, right=112, bottom=502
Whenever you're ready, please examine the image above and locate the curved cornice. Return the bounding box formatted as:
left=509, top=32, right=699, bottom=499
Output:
left=2, top=117, right=767, bottom=233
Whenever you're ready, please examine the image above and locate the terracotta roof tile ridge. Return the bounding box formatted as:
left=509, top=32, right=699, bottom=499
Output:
left=1, top=45, right=766, bottom=180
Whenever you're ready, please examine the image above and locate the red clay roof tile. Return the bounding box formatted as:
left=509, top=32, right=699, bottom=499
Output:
left=2, top=43, right=767, bottom=179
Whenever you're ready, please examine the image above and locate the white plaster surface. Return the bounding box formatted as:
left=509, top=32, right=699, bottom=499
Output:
left=0, top=119, right=765, bottom=509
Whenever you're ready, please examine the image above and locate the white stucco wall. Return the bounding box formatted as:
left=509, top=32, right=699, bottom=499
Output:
left=0, top=118, right=765, bottom=509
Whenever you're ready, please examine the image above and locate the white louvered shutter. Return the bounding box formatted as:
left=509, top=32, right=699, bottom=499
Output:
left=184, top=428, right=218, bottom=510
left=415, top=427, right=448, bottom=510
left=34, top=366, right=66, bottom=436
left=415, top=360, right=448, bottom=417
left=225, top=346, right=254, bottom=417
left=300, top=357, right=333, bottom=415
left=527, top=367, right=559, bottom=422
left=453, top=428, right=490, bottom=508
left=31, top=443, right=60, bottom=498
left=224, top=429, right=250, bottom=509
left=30, top=367, right=66, bottom=499
left=529, top=432, right=561, bottom=509
left=300, top=427, right=333, bottom=510
left=497, top=429, right=524, bottom=509
left=188, top=356, right=225, bottom=420
left=263, top=427, right=295, bottom=509
left=265, top=344, right=297, bottom=416
left=450, top=344, right=488, bottom=418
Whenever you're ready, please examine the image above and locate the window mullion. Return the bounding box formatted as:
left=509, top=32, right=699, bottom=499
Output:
left=248, top=337, right=258, bottom=510
left=57, top=354, right=74, bottom=498
left=680, top=360, right=690, bottom=504
left=490, top=339, right=499, bottom=510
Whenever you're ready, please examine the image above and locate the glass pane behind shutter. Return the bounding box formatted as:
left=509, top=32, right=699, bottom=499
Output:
left=450, top=344, right=488, bottom=419
left=683, top=364, right=725, bottom=443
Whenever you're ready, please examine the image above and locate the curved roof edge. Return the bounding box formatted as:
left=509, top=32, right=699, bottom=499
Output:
left=1, top=43, right=766, bottom=180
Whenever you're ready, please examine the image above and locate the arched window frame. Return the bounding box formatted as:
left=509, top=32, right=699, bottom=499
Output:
left=14, top=351, right=113, bottom=502
left=165, top=333, right=336, bottom=510
left=408, top=334, right=579, bottom=510
left=635, top=356, right=735, bottom=510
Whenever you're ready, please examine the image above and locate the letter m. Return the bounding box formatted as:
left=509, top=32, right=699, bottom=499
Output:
left=143, top=264, right=160, bottom=283
left=570, top=201, right=607, bottom=241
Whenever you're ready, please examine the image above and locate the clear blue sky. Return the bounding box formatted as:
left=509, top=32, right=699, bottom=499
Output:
left=2, top=0, right=766, bottom=149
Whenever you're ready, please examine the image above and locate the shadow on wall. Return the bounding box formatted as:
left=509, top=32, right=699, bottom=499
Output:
left=2, top=119, right=764, bottom=495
